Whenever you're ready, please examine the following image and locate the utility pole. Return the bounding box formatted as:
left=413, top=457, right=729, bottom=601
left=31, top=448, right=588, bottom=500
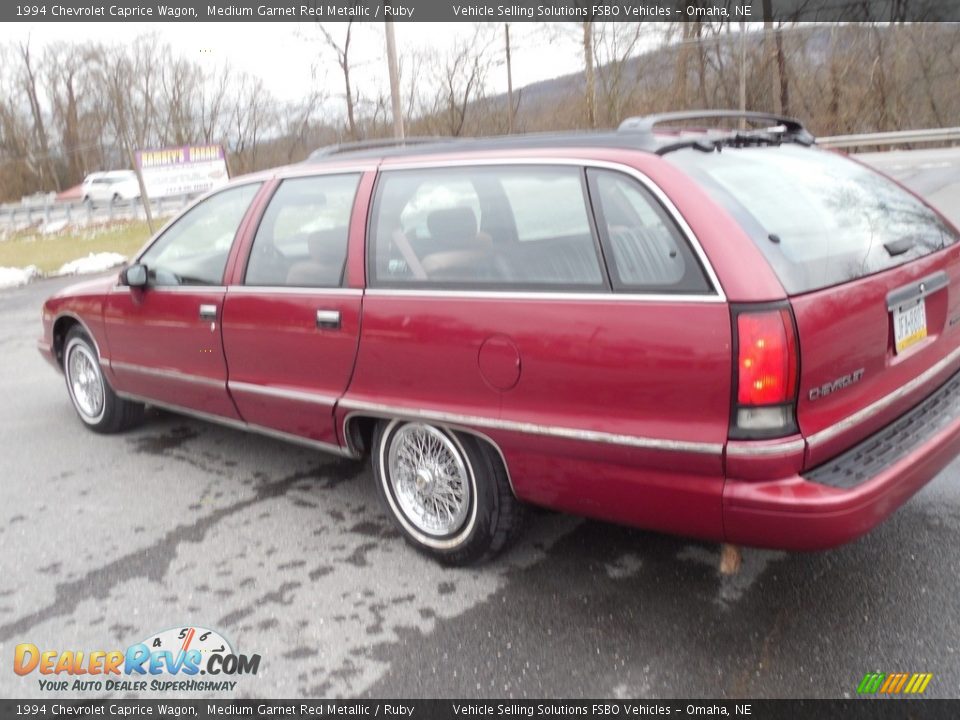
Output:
left=505, top=24, right=515, bottom=134
left=739, top=21, right=747, bottom=128
left=384, top=19, right=405, bottom=140
left=583, top=21, right=597, bottom=129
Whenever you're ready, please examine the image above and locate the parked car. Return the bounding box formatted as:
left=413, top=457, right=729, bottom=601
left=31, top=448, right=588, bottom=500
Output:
left=81, top=170, right=140, bottom=206
left=39, top=111, right=960, bottom=565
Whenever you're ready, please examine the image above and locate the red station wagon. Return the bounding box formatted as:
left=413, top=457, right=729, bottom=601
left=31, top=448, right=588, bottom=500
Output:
left=38, top=111, right=960, bottom=565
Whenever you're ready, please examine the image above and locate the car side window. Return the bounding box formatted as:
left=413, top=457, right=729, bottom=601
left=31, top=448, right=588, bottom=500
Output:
left=140, top=183, right=261, bottom=286
left=371, top=166, right=606, bottom=290
left=588, top=169, right=711, bottom=294
left=244, top=174, right=360, bottom=287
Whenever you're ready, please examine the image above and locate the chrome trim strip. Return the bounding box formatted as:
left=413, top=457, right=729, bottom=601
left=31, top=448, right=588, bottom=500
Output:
left=226, top=286, right=363, bottom=296
left=886, top=270, right=949, bottom=311
left=109, top=285, right=227, bottom=294
left=115, top=391, right=357, bottom=458
left=807, top=343, right=960, bottom=449
left=364, top=288, right=721, bottom=303
left=278, top=165, right=376, bottom=178
left=726, top=438, right=806, bottom=457
left=110, top=361, right=225, bottom=389
left=228, top=380, right=339, bottom=406
left=376, top=158, right=727, bottom=302
left=338, top=398, right=722, bottom=455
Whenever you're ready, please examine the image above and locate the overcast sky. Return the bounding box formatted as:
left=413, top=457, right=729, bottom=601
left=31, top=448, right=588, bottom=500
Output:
left=16, top=22, right=591, bottom=107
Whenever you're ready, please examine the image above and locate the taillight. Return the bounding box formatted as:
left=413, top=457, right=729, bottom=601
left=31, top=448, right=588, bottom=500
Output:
left=731, top=305, right=799, bottom=438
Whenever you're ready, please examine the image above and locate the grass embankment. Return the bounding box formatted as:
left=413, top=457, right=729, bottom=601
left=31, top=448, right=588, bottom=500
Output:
left=0, top=220, right=156, bottom=273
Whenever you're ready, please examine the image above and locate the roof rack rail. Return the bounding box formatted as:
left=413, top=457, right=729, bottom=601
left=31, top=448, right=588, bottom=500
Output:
left=619, top=110, right=813, bottom=140
left=306, top=136, right=457, bottom=161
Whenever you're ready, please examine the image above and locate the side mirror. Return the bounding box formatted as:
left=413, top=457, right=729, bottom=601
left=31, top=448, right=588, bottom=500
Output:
left=123, top=263, right=148, bottom=288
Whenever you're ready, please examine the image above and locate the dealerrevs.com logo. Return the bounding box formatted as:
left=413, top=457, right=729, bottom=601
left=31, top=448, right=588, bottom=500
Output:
left=14, top=626, right=261, bottom=693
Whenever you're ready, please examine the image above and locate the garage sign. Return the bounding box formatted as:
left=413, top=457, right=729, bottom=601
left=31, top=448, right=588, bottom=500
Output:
left=135, top=144, right=230, bottom=198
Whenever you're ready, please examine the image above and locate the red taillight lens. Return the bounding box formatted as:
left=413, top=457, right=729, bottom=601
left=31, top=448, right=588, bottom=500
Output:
left=737, top=309, right=798, bottom=405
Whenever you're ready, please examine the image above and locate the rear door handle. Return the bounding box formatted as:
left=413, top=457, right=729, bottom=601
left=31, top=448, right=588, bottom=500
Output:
left=199, top=304, right=217, bottom=321
left=316, top=309, right=341, bottom=330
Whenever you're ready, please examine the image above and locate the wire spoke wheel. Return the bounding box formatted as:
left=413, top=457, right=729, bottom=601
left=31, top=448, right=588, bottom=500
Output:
left=66, top=342, right=105, bottom=420
left=386, top=423, right=471, bottom=537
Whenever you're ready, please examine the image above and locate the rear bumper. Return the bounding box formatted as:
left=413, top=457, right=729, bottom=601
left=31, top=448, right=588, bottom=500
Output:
left=724, top=368, right=960, bottom=551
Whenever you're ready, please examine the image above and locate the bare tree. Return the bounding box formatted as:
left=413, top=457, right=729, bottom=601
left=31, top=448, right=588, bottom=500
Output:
left=593, top=23, right=650, bottom=126
left=228, top=72, right=278, bottom=173
left=160, top=54, right=204, bottom=146
left=199, top=65, right=232, bottom=143
left=316, top=22, right=359, bottom=141
left=19, top=40, right=60, bottom=191
left=425, top=26, right=495, bottom=137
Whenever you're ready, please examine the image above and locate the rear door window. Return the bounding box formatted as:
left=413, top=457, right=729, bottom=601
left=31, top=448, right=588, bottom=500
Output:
left=588, top=169, right=712, bottom=294
left=370, top=166, right=606, bottom=290
left=666, top=144, right=959, bottom=294
left=245, top=174, right=360, bottom=287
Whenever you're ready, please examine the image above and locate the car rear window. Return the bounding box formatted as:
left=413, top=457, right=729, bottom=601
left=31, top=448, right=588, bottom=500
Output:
left=666, top=144, right=959, bottom=294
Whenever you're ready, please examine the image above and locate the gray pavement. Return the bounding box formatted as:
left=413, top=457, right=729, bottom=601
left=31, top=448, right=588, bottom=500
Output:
left=2, top=148, right=960, bottom=700
left=859, top=146, right=960, bottom=228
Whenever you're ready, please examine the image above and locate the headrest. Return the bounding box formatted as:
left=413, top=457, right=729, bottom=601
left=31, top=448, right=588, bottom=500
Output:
left=307, top=228, right=348, bottom=261
left=427, top=207, right=477, bottom=243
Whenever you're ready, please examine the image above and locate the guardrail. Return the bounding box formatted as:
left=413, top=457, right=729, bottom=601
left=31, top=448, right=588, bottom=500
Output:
left=818, top=127, right=960, bottom=149
left=0, top=193, right=198, bottom=232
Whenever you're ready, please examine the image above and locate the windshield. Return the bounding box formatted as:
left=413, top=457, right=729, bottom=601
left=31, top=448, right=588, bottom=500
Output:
left=666, top=144, right=958, bottom=294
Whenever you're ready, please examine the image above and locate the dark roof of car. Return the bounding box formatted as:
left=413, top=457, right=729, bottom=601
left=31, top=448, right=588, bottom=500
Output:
left=304, top=111, right=815, bottom=164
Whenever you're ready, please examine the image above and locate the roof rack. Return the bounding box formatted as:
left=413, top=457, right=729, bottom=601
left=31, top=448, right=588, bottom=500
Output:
left=307, top=136, right=457, bottom=161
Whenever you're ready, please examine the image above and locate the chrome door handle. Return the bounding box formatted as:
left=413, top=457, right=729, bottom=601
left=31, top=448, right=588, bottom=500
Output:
left=199, top=304, right=217, bottom=321
left=316, top=309, right=341, bottom=330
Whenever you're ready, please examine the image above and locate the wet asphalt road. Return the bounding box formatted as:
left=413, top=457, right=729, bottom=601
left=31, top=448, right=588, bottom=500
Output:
left=2, top=152, right=960, bottom=701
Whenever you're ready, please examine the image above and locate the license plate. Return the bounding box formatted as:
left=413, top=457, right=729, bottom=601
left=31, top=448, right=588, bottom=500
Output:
left=893, top=299, right=927, bottom=353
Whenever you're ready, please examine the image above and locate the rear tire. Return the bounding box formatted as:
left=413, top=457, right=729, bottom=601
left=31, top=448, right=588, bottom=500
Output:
left=372, top=419, right=525, bottom=565
left=63, top=327, right=143, bottom=433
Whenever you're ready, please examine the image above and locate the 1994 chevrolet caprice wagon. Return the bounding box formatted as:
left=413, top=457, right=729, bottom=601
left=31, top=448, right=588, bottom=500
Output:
left=39, top=111, right=960, bottom=564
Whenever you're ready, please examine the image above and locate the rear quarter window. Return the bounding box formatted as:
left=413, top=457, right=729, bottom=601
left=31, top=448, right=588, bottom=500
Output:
left=666, top=145, right=958, bottom=294
left=588, top=169, right=712, bottom=294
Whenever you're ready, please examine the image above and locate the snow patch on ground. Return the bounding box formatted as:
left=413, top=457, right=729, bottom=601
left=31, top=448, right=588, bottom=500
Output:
left=39, top=219, right=69, bottom=235
left=604, top=552, right=643, bottom=579
left=55, top=252, right=126, bottom=277
left=0, top=265, right=41, bottom=289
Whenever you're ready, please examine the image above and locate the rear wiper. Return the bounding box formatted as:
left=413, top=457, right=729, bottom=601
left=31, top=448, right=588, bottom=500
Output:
left=884, top=237, right=915, bottom=256
left=884, top=233, right=942, bottom=256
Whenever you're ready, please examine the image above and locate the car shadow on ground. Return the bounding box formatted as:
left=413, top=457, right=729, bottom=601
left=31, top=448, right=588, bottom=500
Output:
left=121, top=409, right=960, bottom=699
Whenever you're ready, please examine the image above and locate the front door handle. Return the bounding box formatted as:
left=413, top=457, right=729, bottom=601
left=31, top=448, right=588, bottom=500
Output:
left=316, top=309, right=341, bottom=330
left=199, top=304, right=217, bottom=321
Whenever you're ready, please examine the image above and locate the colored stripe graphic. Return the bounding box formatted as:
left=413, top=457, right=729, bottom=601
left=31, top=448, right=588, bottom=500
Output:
left=858, top=672, right=932, bottom=695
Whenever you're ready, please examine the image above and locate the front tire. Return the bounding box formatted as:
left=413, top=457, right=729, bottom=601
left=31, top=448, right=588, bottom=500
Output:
left=372, top=419, right=524, bottom=565
left=63, top=327, right=143, bottom=433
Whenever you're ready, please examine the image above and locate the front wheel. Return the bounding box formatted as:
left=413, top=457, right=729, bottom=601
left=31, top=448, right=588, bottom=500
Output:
left=372, top=419, right=524, bottom=565
left=63, top=327, right=143, bottom=433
